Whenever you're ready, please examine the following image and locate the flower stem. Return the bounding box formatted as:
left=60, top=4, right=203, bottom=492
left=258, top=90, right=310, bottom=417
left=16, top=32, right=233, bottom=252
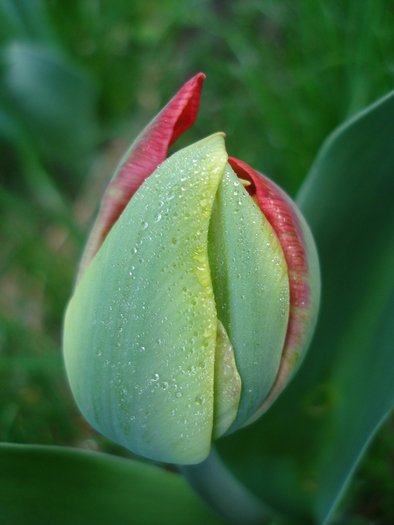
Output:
left=180, top=447, right=275, bottom=524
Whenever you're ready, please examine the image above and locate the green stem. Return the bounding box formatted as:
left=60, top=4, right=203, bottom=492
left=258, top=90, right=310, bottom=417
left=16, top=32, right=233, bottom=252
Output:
left=180, top=447, right=274, bottom=525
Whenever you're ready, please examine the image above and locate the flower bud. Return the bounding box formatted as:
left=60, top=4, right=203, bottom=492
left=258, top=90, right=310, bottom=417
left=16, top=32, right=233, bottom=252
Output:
left=63, top=74, right=320, bottom=464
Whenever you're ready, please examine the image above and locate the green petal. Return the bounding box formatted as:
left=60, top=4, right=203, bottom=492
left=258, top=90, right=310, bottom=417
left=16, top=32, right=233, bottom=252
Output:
left=208, top=164, right=290, bottom=432
left=212, top=320, right=241, bottom=440
left=63, top=134, right=227, bottom=464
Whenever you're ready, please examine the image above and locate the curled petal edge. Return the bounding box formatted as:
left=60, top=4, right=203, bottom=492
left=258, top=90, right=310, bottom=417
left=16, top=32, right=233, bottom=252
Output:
left=228, top=157, right=321, bottom=422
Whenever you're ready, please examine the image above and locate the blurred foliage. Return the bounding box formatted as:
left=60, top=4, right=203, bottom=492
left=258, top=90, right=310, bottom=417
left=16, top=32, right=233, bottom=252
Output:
left=0, top=0, right=393, bottom=522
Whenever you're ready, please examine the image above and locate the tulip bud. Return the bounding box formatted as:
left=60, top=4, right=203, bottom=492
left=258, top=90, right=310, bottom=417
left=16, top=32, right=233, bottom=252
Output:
left=63, top=74, right=320, bottom=464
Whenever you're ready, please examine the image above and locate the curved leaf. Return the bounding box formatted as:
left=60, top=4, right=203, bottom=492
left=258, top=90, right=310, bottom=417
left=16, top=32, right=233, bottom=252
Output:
left=0, top=443, right=225, bottom=525
left=212, top=90, right=394, bottom=523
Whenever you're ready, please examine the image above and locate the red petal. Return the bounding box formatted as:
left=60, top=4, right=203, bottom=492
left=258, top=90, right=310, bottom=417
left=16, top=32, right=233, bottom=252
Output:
left=228, top=156, right=313, bottom=410
left=77, top=73, right=205, bottom=282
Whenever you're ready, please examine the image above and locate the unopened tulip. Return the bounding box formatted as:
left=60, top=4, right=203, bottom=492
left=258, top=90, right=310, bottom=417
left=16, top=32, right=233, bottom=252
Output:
left=63, top=74, right=320, bottom=464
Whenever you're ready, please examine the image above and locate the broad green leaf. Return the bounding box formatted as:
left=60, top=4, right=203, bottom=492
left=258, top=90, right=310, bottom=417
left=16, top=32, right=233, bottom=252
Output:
left=207, top=90, right=394, bottom=523
left=0, top=443, right=225, bottom=525
left=64, top=134, right=228, bottom=464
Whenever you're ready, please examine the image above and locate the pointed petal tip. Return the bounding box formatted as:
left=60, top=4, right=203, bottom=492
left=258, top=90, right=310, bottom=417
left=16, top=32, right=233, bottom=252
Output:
left=192, top=132, right=227, bottom=150
left=77, top=73, right=208, bottom=282
left=168, top=73, right=206, bottom=147
left=195, top=72, right=206, bottom=81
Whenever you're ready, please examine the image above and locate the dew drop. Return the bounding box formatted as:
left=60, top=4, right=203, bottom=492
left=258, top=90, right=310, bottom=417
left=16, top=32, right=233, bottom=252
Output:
left=195, top=395, right=206, bottom=405
left=223, top=364, right=234, bottom=379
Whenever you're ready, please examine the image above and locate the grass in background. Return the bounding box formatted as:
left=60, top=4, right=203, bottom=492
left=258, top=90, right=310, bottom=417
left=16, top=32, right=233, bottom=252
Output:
left=0, top=0, right=393, bottom=522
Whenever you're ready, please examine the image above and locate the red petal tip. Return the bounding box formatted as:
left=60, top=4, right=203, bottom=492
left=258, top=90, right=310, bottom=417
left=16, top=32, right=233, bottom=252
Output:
left=77, top=74, right=206, bottom=282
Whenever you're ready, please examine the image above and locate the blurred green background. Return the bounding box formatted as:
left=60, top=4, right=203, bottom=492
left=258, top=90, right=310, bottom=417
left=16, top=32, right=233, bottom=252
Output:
left=0, top=0, right=393, bottom=523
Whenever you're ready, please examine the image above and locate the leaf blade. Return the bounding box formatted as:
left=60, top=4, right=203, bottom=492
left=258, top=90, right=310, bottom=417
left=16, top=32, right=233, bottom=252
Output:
left=214, top=89, right=394, bottom=523
left=0, top=443, right=225, bottom=525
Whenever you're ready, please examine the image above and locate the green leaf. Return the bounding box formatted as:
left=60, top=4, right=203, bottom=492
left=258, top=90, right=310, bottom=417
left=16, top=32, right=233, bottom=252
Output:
left=213, top=90, right=394, bottom=523
left=0, top=443, right=225, bottom=525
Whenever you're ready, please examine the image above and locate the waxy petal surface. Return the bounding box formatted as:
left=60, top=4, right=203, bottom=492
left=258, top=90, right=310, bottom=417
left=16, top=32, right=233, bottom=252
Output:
left=208, top=164, right=290, bottom=432
left=78, top=73, right=205, bottom=282
left=64, top=134, right=227, bottom=464
left=228, top=157, right=320, bottom=420
left=212, top=321, right=241, bottom=440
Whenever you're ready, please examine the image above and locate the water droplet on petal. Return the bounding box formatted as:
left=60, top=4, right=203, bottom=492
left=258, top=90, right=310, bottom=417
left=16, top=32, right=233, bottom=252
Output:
left=195, top=395, right=206, bottom=405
